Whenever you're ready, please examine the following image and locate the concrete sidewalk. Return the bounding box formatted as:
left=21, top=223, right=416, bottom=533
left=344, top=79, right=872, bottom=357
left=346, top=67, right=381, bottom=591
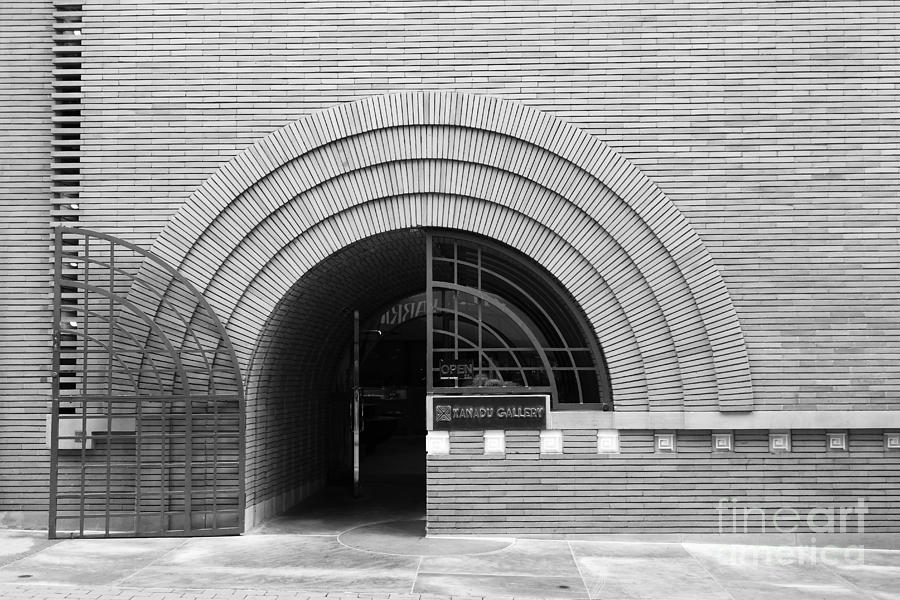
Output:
left=0, top=521, right=898, bottom=600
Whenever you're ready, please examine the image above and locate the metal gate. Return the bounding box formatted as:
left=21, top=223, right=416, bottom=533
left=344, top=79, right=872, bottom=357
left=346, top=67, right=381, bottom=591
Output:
left=50, top=227, right=244, bottom=538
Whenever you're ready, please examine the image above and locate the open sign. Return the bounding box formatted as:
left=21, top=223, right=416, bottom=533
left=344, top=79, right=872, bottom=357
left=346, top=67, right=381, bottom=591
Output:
left=439, top=359, right=474, bottom=380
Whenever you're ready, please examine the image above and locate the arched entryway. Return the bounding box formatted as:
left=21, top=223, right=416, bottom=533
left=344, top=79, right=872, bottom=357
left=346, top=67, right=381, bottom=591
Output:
left=145, top=91, right=753, bottom=530
left=242, top=227, right=615, bottom=525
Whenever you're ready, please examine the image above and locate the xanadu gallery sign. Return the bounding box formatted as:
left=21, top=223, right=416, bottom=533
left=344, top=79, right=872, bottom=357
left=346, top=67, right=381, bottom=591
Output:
left=431, top=395, right=547, bottom=430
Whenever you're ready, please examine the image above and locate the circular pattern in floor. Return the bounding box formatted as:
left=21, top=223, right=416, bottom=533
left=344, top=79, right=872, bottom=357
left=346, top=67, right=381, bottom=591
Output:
left=337, top=519, right=512, bottom=556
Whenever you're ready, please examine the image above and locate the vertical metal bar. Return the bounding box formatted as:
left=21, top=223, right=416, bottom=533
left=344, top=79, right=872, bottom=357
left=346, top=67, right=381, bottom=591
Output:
left=452, top=241, right=459, bottom=386
left=48, top=227, right=63, bottom=539
left=79, top=234, right=89, bottom=536
left=107, top=241, right=115, bottom=397
left=159, top=386, right=166, bottom=534
left=236, top=365, right=246, bottom=534
left=352, top=310, right=360, bottom=498
left=134, top=392, right=142, bottom=535
left=477, top=246, right=483, bottom=377
left=105, top=240, right=113, bottom=535
left=425, top=232, right=434, bottom=393
left=212, top=366, right=220, bottom=531
left=184, top=364, right=194, bottom=531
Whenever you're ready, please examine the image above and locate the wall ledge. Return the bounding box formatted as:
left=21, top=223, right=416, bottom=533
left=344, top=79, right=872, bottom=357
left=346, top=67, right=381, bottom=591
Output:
left=428, top=531, right=900, bottom=550
left=548, top=410, right=900, bottom=431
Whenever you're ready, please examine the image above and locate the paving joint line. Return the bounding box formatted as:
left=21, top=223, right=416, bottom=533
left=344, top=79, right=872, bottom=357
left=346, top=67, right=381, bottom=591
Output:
left=410, top=556, right=423, bottom=594
left=566, top=540, right=592, bottom=600
left=0, top=537, right=63, bottom=571
left=820, top=551, right=879, bottom=600
left=680, top=542, right=738, bottom=600
left=111, top=537, right=192, bottom=587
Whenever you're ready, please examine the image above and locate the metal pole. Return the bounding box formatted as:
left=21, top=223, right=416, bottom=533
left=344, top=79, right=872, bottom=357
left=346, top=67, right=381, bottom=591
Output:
left=48, top=227, right=62, bottom=539
left=425, top=232, right=433, bottom=394
left=352, top=310, right=360, bottom=498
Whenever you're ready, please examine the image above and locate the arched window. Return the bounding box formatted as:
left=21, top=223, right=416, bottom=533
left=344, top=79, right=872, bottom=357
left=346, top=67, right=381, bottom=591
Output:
left=427, top=232, right=612, bottom=410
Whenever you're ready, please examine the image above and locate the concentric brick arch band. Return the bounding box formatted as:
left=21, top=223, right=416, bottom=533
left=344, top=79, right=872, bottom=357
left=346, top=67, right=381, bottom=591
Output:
left=152, top=92, right=753, bottom=412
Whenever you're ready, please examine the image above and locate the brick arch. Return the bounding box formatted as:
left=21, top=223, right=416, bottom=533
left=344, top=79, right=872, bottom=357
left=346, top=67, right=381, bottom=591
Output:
left=153, top=92, right=753, bottom=411
left=238, top=196, right=648, bottom=408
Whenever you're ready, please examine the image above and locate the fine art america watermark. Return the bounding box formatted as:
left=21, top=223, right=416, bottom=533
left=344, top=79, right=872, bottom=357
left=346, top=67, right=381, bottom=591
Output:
left=579, top=499, right=872, bottom=599
left=714, top=497, right=869, bottom=566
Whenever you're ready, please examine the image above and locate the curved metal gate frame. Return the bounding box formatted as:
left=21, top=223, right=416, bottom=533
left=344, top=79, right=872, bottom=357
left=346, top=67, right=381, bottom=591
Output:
left=50, top=226, right=245, bottom=538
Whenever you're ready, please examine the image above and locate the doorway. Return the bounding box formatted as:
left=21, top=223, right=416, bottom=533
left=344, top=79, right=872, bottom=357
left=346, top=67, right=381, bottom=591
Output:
left=246, top=228, right=611, bottom=532
left=353, top=301, right=428, bottom=508
left=332, top=300, right=427, bottom=518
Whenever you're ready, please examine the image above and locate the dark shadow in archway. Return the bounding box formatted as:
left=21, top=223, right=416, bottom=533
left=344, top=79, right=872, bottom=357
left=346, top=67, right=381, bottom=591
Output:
left=245, top=229, right=428, bottom=532
left=254, top=308, right=430, bottom=536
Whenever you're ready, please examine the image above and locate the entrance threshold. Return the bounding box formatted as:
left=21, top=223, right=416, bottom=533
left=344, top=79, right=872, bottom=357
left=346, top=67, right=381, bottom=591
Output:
left=250, top=434, right=425, bottom=537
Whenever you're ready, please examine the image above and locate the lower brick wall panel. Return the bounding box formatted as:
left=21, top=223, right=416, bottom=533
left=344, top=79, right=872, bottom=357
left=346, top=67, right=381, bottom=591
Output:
left=426, top=429, right=900, bottom=535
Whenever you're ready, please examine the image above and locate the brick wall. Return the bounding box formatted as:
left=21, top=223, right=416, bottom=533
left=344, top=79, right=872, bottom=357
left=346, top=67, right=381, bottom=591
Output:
left=428, top=430, right=900, bottom=535
left=2, top=1, right=900, bottom=531
left=74, top=1, right=900, bottom=411
left=0, top=1, right=54, bottom=527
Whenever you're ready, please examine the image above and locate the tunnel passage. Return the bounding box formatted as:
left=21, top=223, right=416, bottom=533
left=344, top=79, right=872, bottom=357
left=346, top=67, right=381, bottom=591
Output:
left=243, top=229, right=428, bottom=522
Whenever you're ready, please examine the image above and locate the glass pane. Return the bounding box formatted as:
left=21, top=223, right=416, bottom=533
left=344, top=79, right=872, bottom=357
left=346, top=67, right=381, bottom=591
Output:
left=570, top=349, right=595, bottom=368
left=481, top=271, right=557, bottom=346
left=480, top=326, right=505, bottom=348
left=455, top=290, right=480, bottom=319
left=454, top=319, right=480, bottom=347
left=578, top=370, right=602, bottom=405
left=479, top=301, right=532, bottom=347
left=456, top=243, right=479, bottom=266
left=553, top=369, right=581, bottom=404
left=433, top=239, right=455, bottom=259
left=457, top=263, right=479, bottom=288
left=432, top=258, right=454, bottom=283
left=482, top=248, right=587, bottom=347
left=548, top=351, right=575, bottom=369
left=432, top=330, right=455, bottom=351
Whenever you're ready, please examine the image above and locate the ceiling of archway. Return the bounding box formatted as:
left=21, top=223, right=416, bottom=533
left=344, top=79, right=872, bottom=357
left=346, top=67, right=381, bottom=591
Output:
left=251, top=229, right=427, bottom=392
